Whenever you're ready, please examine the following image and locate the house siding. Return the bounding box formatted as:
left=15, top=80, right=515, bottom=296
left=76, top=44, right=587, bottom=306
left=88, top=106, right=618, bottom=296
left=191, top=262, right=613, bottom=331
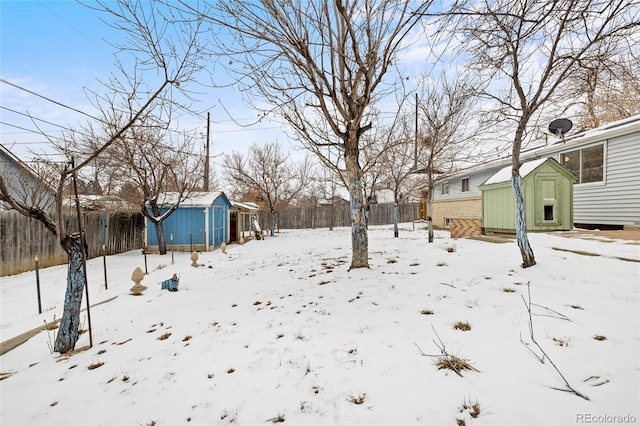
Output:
left=433, top=170, right=495, bottom=201
left=0, top=147, right=55, bottom=208
left=568, top=133, right=639, bottom=226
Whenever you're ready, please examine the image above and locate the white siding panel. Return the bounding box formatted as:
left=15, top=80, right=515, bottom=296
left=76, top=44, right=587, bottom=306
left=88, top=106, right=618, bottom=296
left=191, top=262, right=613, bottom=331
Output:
left=433, top=169, right=498, bottom=201
left=573, top=131, right=640, bottom=226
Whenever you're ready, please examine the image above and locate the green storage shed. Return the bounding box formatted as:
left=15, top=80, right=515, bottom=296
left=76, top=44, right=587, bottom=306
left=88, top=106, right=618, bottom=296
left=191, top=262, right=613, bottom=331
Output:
left=479, top=158, right=577, bottom=234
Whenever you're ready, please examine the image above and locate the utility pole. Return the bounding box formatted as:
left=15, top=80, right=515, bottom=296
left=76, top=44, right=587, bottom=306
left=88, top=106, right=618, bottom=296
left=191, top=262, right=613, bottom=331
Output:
left=414, top=92, right=418, bottom=170
left=204, top=112, right=210, bottom=191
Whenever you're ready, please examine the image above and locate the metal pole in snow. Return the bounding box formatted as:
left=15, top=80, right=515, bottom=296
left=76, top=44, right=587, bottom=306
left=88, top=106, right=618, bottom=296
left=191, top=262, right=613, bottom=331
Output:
left=102, top=244, right=108, bottom=290
left=35, top=254, right=42, bottom=314
left=171, top=233, right=174, bottom=264
left=394, top=203, right=399, bottom=238
left=143, top=240, right=148, bottom=275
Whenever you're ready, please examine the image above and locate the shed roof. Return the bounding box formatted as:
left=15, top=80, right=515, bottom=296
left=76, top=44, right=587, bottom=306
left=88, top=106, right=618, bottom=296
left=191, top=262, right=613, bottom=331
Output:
left=157, top=191, right=228, bottom=208
left=231, top=201, right=261, bottom=211
left=482, top=158, right=547, bottom=186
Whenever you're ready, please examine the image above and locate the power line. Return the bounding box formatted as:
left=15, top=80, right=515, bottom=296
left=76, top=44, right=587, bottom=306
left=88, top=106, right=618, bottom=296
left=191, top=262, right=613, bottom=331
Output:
left=0, top=106, right=75, bottom=132
left=0, top=141, right=52, bottom=145
left=0, top=121, right=66, bottom=142
left=36, top=0, right=110, bottom=55
left=0, top=78, right=103, bottom=123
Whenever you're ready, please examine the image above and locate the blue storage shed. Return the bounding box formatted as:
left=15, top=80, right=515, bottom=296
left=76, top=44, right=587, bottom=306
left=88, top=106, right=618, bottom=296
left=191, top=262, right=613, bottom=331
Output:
left=146, top=191, right=232, bottom=252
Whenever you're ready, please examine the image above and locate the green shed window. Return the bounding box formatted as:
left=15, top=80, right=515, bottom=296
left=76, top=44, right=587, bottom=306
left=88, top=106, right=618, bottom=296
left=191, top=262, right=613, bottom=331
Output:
left=561, top=144, right=604, bottom=184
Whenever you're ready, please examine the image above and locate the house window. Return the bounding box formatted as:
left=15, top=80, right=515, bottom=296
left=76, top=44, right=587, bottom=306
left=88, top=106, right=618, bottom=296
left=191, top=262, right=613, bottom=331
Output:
left=561, top=144, right=604, bottom=183
left=461, top=177, right=469, bottom=193
left=441, top=182, right=450, bottom=195
left=444, top=217, right=451, bottom=227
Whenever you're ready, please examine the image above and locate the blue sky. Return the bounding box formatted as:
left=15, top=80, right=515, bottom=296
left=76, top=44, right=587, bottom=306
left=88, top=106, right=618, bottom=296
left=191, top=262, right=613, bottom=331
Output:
left=0, top=0, right=289, bottom=165
left=1, top=1, right=451, bottom=173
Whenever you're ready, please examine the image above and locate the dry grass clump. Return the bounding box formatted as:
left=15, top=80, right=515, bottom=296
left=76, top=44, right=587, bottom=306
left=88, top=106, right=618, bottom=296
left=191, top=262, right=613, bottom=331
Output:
left=420, top=309, right=434, bottom=315
left=453, top=321, right=471, bottom=331
left=0, top=371, right=14, bottom=381
left=593, top=335, right=607, bottom=341
left=502, top=287, right=516, bottom=293
left=552, top=337, right=570, bottom=347
left=349, top=393, right=366, bottom=405
left=268, top=413, right=285, bottom=423
left=458, top=397, right=481, bottom=422
left=87, top=361, right=104, bottom=370
left=435, top=354, right=477, bottom=374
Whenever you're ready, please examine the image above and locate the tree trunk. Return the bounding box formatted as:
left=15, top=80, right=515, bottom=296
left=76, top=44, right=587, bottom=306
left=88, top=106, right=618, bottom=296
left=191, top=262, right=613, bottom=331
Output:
left=427, top=156, right=434, bottom=243
left=270, top=211, right=276, bottom=236
left=512, top=122, right=536, bottom=268
left=54, top=235, right=85, bottom=353
left=155, top=220, right=167, bottom=255
left=345, top=144, right=369, bottom=269
left=512, top=174, right=536, bottom=268
left=427, top=198, right=434, bottom=243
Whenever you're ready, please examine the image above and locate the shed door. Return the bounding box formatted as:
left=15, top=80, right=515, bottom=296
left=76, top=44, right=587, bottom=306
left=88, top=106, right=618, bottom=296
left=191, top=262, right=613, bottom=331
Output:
left=230, top=212, right=238, bottom=242
left=535, top=176, right=560, bottom=225
left=213, top=206, right=226, bottom=248
left=177, top=207, right=206, bottom=248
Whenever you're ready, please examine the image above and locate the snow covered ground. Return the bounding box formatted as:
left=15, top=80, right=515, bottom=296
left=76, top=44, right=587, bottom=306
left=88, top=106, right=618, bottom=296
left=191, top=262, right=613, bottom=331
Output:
left=1, top=224, right=638, bottom=425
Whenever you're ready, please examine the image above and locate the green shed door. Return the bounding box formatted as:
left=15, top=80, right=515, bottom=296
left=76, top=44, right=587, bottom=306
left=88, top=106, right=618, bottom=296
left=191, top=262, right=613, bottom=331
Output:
left=534, top=175, right=561, bottom=227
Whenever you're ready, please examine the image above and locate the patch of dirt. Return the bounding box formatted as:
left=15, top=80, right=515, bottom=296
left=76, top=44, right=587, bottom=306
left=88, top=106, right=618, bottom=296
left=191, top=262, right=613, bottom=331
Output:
left=556, top=230, right=640, bottom=244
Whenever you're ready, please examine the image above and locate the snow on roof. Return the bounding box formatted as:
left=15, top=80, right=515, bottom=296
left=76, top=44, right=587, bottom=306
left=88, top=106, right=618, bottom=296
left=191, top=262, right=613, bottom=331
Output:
left=156, top=191, right=224, bottom=207
left=482, top=158, right=548, bottom=186
left=231, top=201, right=261, bottom=211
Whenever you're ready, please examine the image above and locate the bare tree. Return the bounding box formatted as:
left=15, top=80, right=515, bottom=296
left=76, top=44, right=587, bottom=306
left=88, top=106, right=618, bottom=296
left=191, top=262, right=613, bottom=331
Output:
left=366, top=121, right=425, bottom=236
left=222, top=141, right=311, bottom=236
left=569, top=53, right=640, bottom=130
left=179, top=0, right=432, bottom=269
left=113, top=127, right=204, bottom=255
left=0, top=0, right=209, bottom=353
left=449, top=0, right=640, bottom=267
left=416, top=73, right=480, bottom=243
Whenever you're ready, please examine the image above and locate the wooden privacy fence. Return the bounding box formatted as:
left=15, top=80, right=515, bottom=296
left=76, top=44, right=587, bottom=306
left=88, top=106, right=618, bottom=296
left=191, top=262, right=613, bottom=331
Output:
left=0, top=210, right=144, bottom=277
left=257, top=202, right=421, bottom=230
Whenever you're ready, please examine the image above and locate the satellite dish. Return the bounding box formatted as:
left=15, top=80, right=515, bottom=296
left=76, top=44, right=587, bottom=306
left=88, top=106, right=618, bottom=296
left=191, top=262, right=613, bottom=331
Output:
left=548, top=118, right=573, bottom=137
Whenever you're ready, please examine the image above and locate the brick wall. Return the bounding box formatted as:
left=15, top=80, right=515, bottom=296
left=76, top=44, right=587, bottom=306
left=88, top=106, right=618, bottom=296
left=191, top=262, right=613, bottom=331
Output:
left=431, top=197, right=482, bottom=229
left=450, top=218, right=483, bottom=238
